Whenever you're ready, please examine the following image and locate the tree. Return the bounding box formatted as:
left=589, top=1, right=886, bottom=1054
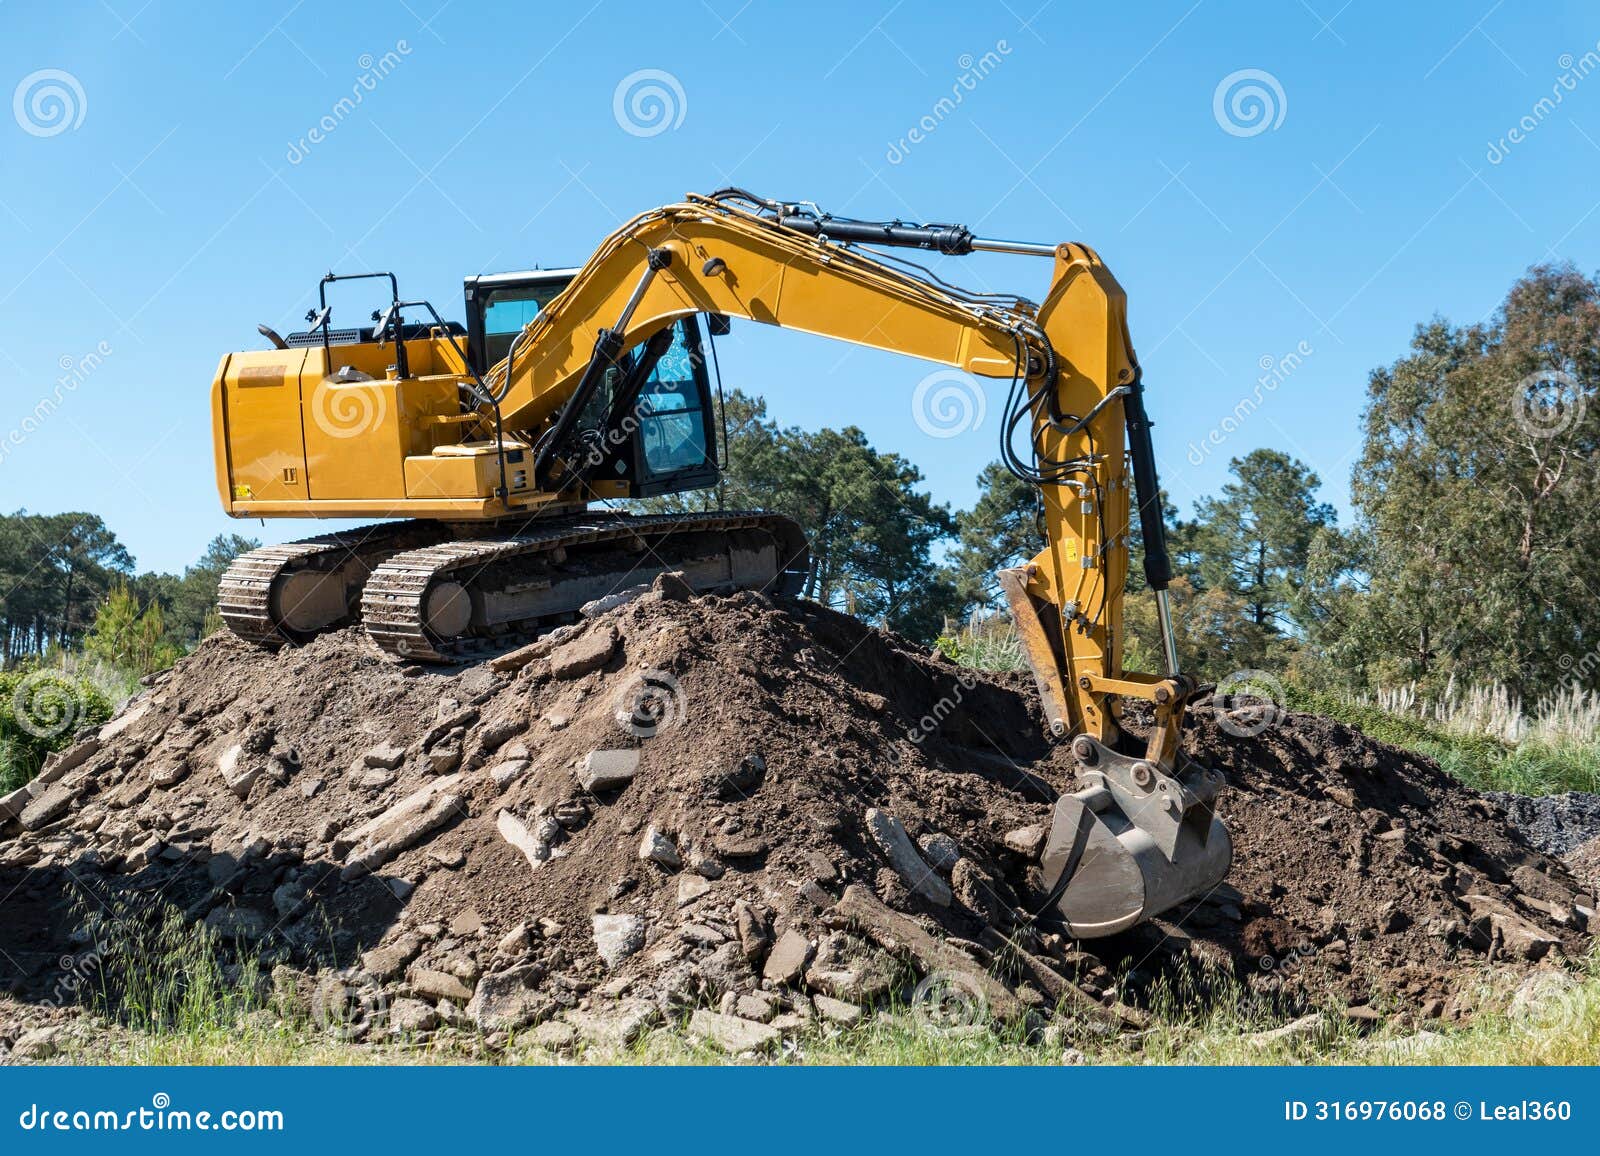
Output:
left=85, top=583, right=181, bottom=676
left=948, top=461, right=1039, bottom=608
left=1187, top=449, right=1335, bottom=646
left=635, top=390, right=959, bottom=641
left=1350, top=263, right=1600, bottom=698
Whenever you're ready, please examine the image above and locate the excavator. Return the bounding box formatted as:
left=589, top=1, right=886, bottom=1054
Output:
left=210, top=189, right=1230, bottom=938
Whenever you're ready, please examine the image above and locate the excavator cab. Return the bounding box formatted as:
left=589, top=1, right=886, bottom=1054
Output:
left=463, top=269, right=722, bottom=500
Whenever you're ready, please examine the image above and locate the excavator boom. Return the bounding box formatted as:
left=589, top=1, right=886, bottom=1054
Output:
left=209, top=189, right=1231, bottom=935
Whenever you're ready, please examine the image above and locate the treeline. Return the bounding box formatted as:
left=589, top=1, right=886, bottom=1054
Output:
left=0, top=512, right=257, bottom=667
left=691, top=262, right=1599, bottom=706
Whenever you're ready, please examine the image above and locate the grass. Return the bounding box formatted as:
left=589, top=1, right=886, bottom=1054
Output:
left=33, top=884, right=1600, bottom=1066
left=42, top=952, right=1600, bottom=1066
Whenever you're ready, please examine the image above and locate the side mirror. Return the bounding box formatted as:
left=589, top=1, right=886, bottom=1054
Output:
left=707, top=313, right=731, bottom=337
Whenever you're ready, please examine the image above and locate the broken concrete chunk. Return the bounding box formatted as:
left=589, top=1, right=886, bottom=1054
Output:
left=410, top=967, right=474, bottom=1004
left=360, top=933, right=422, bottom=981
left=497, top=809, right=561, bottom=872
left=689, top=1008, right=779, bottom=1052
left=549, top=624, right=618, bottom=680
left=19, top=780, right=80, bottom=830
left=811, top=994, right=863, bottom=1026
left=468, top=965, right=553, bottom=1031
left=577, top=749, right=640, bottom=793
left=490, top=759, right=529, bottom=787
left=363, top=742, right=407, bottom=771
left=917, top=832, right=960, bottom=874
left=592, top=913, right=646, bottom=969
left=762, top=929, right=812, bottom=985
left=653, top=570, right=695, bottom=602
left=638, top=824, right=682, bottom=870
left=1003, top=825, right=1047, bottom=859
left=677, top=874, right=712, bottom=906
left=217, top=743, right=261, bottom=800
left=340, top=776, right=463, bottom=879
left=864, top=807, right=951, bottom=906
left=581, top=584, right=650, bottom=618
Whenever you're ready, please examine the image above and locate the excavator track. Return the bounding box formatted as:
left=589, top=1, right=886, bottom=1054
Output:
left=217, top=522, right=448, bottom=644
left=360, top=511, right=809, bottom=662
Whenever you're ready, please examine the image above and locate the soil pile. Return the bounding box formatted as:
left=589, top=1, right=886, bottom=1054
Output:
left=0, top=584, right=1592, bottom=1050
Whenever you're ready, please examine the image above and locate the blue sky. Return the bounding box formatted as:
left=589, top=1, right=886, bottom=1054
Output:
left=3, top=0, right=1598, bottom=574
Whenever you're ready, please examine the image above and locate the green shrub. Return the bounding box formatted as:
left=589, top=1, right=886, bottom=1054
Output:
left=0, top=664, right=113, bottom=792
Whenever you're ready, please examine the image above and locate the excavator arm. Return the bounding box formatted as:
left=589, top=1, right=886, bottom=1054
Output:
left=481, top=190, right=1231, bottom=934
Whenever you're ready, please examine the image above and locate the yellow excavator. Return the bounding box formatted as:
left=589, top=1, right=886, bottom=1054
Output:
left=210, top=189, right=1230, bottom=937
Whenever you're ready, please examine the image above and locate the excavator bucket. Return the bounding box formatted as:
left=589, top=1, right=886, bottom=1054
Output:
left=1040, top=739, right=1232, bottom=938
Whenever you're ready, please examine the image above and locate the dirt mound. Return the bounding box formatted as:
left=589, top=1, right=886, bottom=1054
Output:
left=0, top=587, right=1591, bottom=1048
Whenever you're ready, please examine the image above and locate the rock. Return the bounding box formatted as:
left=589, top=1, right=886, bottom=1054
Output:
left=833, top=884, right=1022, bottom=1021
left=713, top=834, right=769, bottom=859
left=592, top=914, right=646, bottom=968
left=680, top=923, right=726, bottom=946
left=1060, top=1047, right=1088, bottom=1065
left=638, top=824, right=682, bottom=870
left=0, top=783, right=34, bottom=824
left=340, top=776, right=463, bottom=879
left=428, top=845, right=465, bottom=869
left=490, top=759, right=529, bottom=787
left=205, top=905, right=268, bottom=940
left=272, top=881, right=307, bottom=919
left=497, top=923, right=532, bottom=958
left=1245, top=1013, right=1329, bottom=1049
left=677, top=875, right=712, bottom=906
left=950, top=858, right=1011, bottom=928
left=530, top=1020, right=578, bottom=1050
left=763, top=929, right=812, bottom=985
left=803, top=961, right=894, bottom=1003
left=426, top=741, right=462, bottom=775
left=38, top=737, right=101, bottom=783
left=19, top=780, right=79, bottom=831
left=1003, top=825, right=1047, bottom=859
left=361, top=934, right=422, bottom=981
left=497, top=809, right=561, bottom=873
left=549, top=624, right=618, bottom=680
left=566, top=998, right=661, bottom=1047
left=689, top=1009, right=779, bottom=1053
left=410, top=968, right=475, bottom=1004
left=450, top=908, right=483, bottom=937
left=12, top=1025, right=64, bottom=1061
left=864, top=807, right=951, bottom=906
left=581, top=584, right=651, bottom=618
left=653, top=570, right=695, bottom=601
left=217, top=743, right=263, bottom=800
left=735, top=991, right=778, bottom=1022
left=1462, top=893, right=1562, bottom=961
left=715, top=753, right=766, bottom=799
left=356, top=768, right=396, bottom=791
left=916, top=832, right=960, bottom=874
left=363, top=742, right=407, bottom=770
left=811, top=994, right=863, bottom=1026
left=734, top=901, right=772, bottom=962
left=300, top=777, right=325, bottom=799
left=389, top=998, right=440, bottom=1034
left=149, top=761, right=189, bottom=788
left=468, top=965, right=553, bottom=1031
left=577, top=749, right=640, bottom=793
left=385, top=877, right=415, bottom=900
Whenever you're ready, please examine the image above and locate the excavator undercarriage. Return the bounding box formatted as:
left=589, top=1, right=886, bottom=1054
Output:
left=209, top=189, right=1231, bottom=937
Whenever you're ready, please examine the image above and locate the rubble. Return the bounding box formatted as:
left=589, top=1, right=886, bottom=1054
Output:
left=0, top=588, right=1589, bottom=1058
